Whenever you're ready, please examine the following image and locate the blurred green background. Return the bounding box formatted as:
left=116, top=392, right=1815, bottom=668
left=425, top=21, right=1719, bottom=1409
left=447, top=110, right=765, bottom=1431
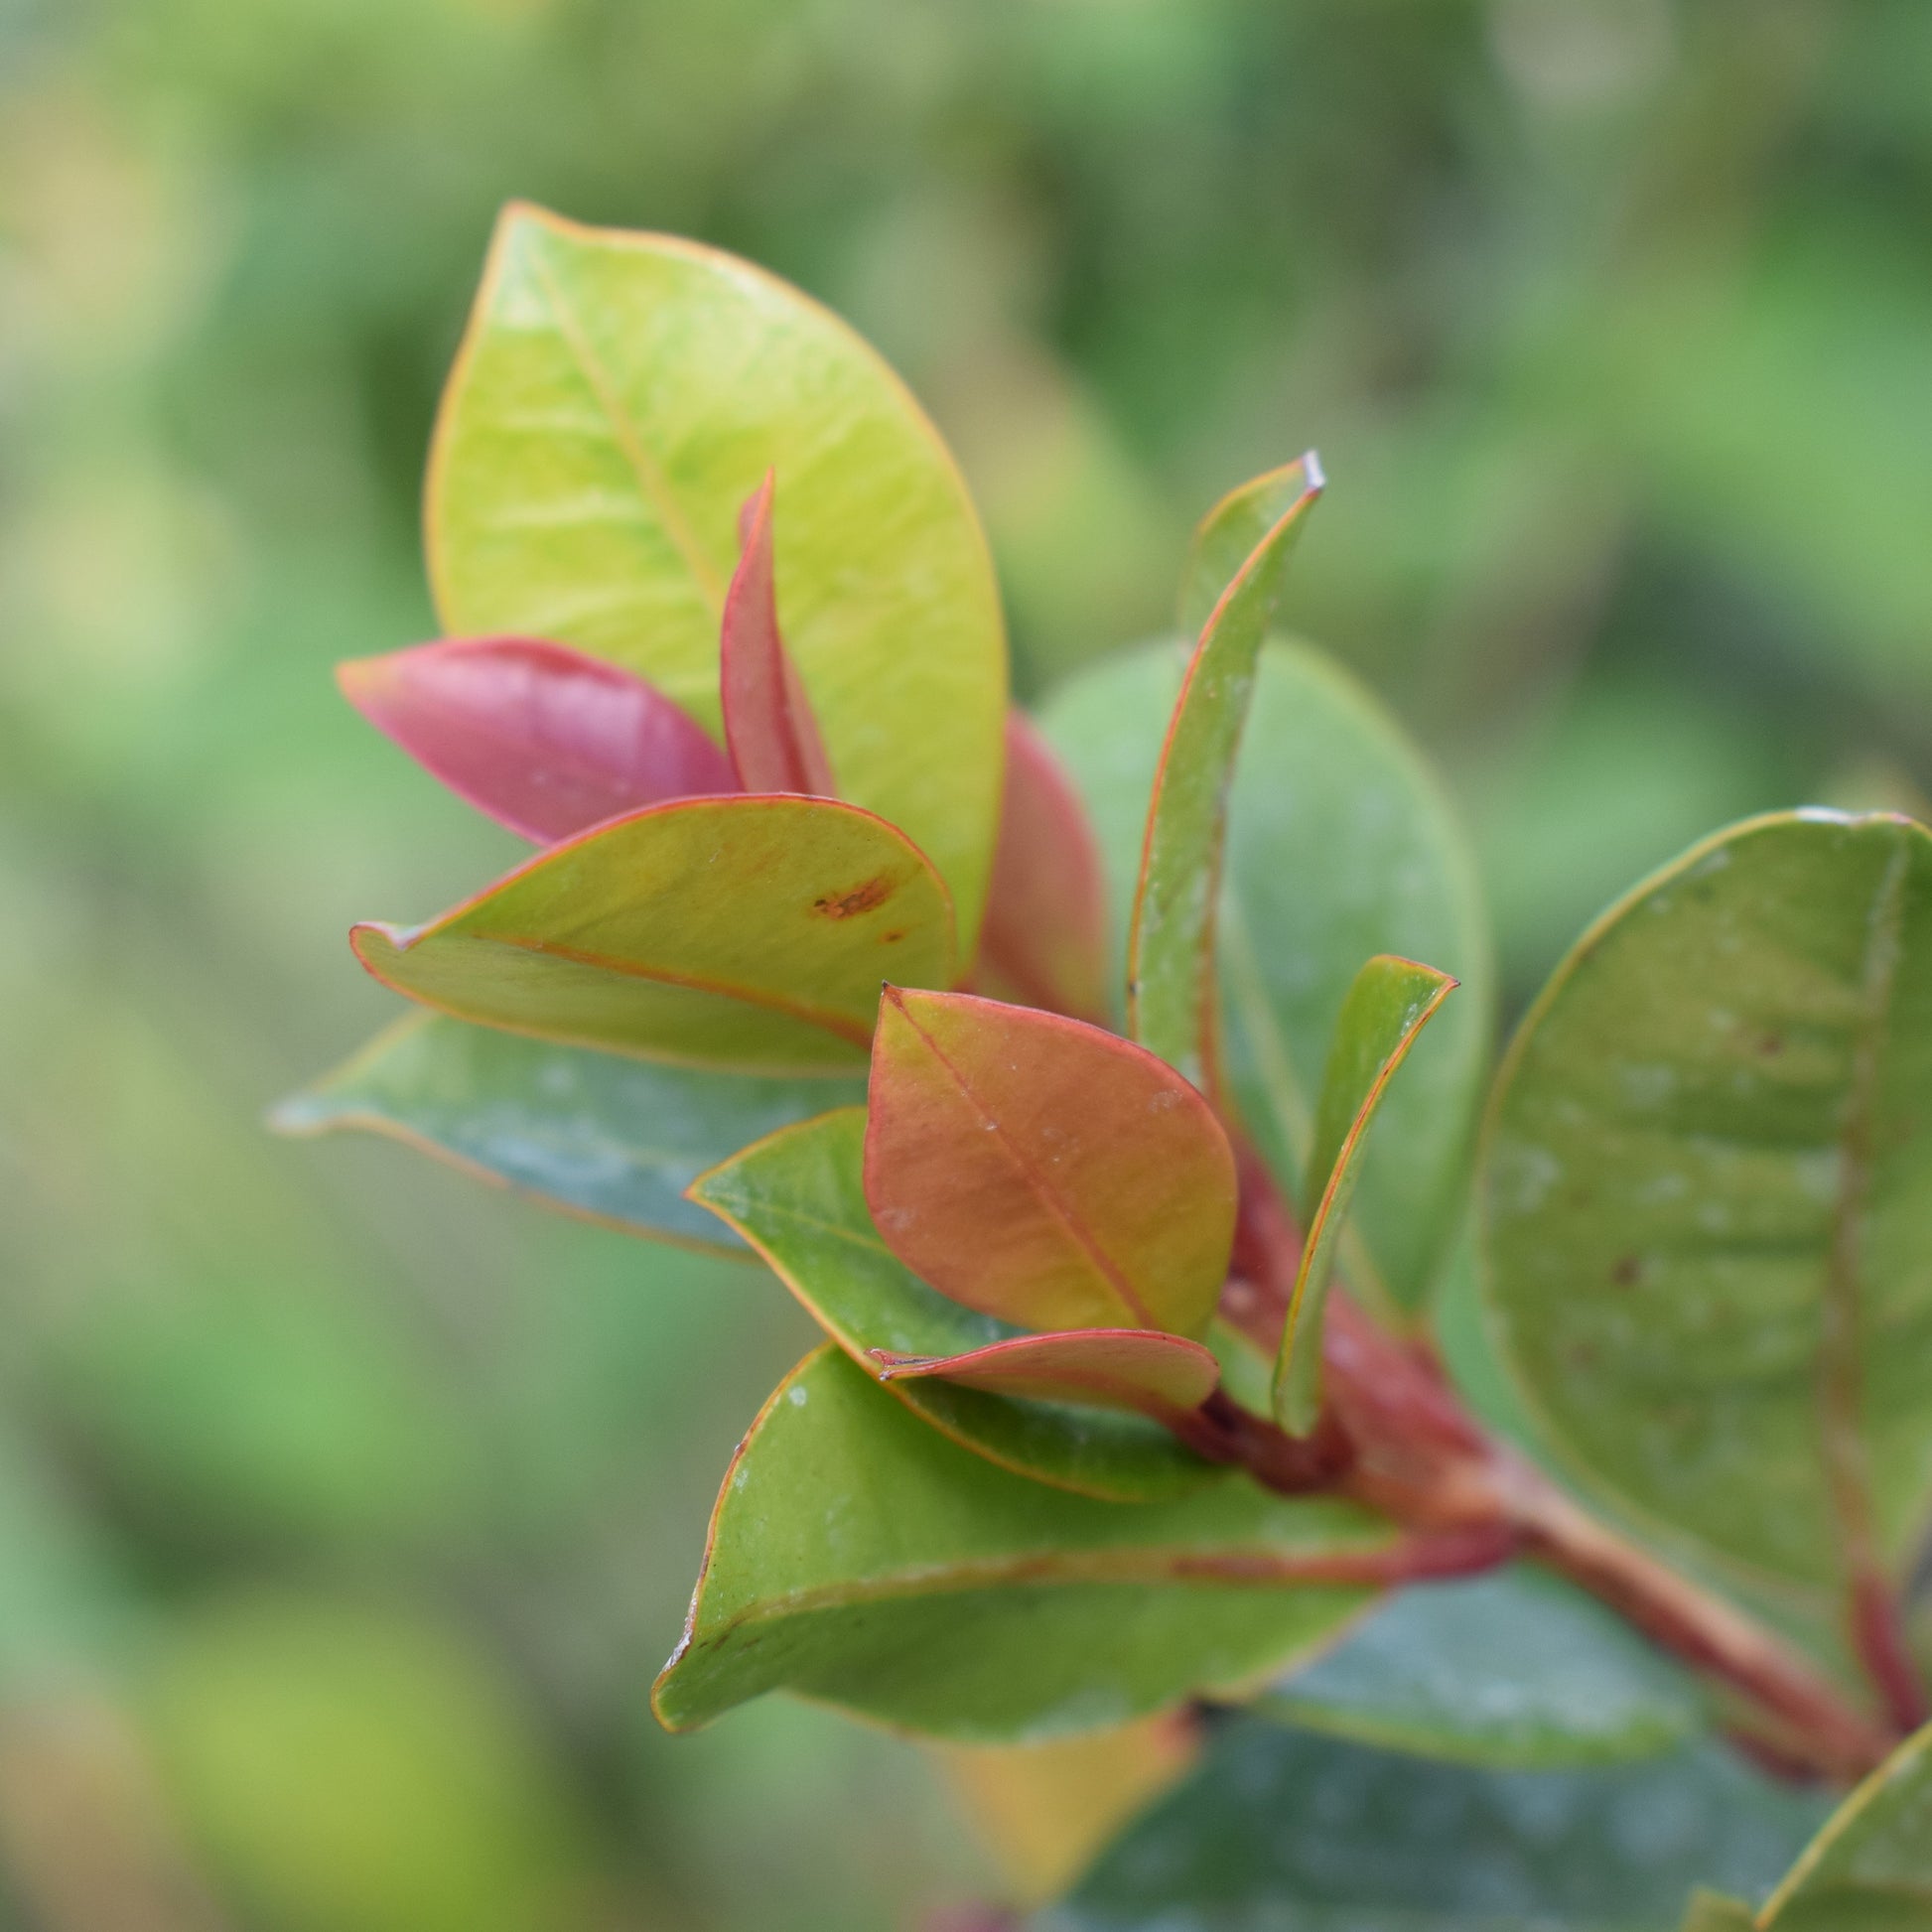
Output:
left=3, top=0, right=1931, bottom=1925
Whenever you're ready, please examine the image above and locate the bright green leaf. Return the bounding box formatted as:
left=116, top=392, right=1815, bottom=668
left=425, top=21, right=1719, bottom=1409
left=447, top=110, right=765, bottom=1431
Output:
left=350, top=794, right=954, bottom=1076
left=1043, top=640, right=1493, bottom=1313
left=1482, top=812, right=1932, bottom=1594
left=271, top=1012, right=866, bottom=1253
left=1761, top=1720, right=1932, bottom=1930
left=427, top=203, right=1007, bottom=947
left=1274, top=954, right=1455, bottom=1431
left=1127, top=458, right=1322, bottom=1086
left=1046, top=1723, right=1828, bottom=1932
left=1254, top=1567, right=1701, bottom=1769
left=689, top=1108, right=1217, bottom=1501
left=652, top=1346, right=1393, bottom=1742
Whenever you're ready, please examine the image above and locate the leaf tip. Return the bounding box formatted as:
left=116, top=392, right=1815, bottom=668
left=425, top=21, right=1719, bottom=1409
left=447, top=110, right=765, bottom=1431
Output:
left=1301, top=448, right=1326, bottom=494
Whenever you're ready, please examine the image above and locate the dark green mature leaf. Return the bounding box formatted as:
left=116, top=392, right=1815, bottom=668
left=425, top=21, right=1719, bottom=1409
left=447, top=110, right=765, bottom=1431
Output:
left=1128, top=459, right=1322, bottom=1087
left=1254, top=1567, right=1701, bottom=1769
left=1043, top=641, right=1492, bottom=1315
left=1045, top=1723, right=1828, bottom=1932
left=1274, top=955, right=1455, bottom=1430
left=427, top=203, right=1007, bottom=946
left=652, top=1346, right=1393, bottom=1742
left=689, top=1108, right=1217, bottom=1501
left=351, top=794, right=954, bottom=1075
left=1482, top=812, right=1932, bottom=1595
left=1760, top=1720, right=1932, bottom=1930
left=272, top=1013, right=866, bottom=1252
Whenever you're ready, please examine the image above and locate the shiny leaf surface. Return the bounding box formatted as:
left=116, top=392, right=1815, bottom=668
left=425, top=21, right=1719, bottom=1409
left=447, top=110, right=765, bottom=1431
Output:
left=1482, top=812, right=1932, bottom=1592
left=336, top=635, right=737, bottom=844
left=689, top=1108, right=1216, bottom=1501
left=1046, top=1723, right=1827, bottom=1932
left=271, top=1013, right=865, bottom=1252
left=1043, top=640, right=1492, bottom=1314
left=719, top=473, right=837, bottom=796
left=872, top=1330, right=1219, bottom=1426
left=1761, top=1720, right=1932, bottom=1930
left=350, top=795, right=954, bottom=1075
left=651, top=1346, right=1392, bottom=1742
left=1127, top=456, right=1321, bottom=1086
left=427, top=203, right=1006, bottom=946
left=864, top=988, right=1236, bottom=1335
left=977, top=711, right=1110, bottom=1022
left=1274, top=954, right=1455, bottom=1431
left=1255, top=1567, right=1701, bottom=1769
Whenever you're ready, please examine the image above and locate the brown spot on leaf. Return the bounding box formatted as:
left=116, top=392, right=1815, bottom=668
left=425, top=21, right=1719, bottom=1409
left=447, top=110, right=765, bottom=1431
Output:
left=813, top=876, right=892, bottom=919
left=1757, top=1032, right=1784, bottom=1056
left=1611, top=1255, right=1641, bottom=1288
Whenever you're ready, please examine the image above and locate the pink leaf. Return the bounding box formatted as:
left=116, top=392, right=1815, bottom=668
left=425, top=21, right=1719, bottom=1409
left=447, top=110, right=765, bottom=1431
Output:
left=338, top=635, right=739, bottom=844
left=974, top=712, right=1110, bottom=1023
left=720, top=474, right=838, bottom=796
left=869, top=1328, right=1218, bottom=1425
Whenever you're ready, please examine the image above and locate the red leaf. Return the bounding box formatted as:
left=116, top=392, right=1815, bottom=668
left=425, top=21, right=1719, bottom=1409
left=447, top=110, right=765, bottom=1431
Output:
left=863, top=988, right=1238, bottom=1336
left=338, top=635, right=739, bottom=844
left=869, top=1328, right=1218, bottom=1424
left=974, top=712, right=1110, bottom=1023
left=720, top=474, right=838, bottom=796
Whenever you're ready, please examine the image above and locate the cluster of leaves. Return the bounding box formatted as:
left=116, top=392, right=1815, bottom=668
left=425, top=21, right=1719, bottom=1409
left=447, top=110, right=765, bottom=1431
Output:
left=284, top=206, right=1932, bottom=1926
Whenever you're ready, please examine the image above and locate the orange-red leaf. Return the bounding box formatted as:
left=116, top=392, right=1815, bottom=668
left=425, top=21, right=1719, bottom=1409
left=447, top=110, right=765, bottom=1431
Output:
left=870, top=1329, right=1218, bottom=1424
left=975, top=711, right=1110, bottom=1022
left=338, top=635, right=738, bottom=843
left=863, top=988, right=1237, bottom=1335
left=720, top=474, right=838, bottom=796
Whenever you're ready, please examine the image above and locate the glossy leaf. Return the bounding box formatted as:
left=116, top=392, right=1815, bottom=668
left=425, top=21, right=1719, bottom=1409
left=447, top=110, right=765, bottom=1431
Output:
left=1178, top=459, right=1321, bottom=640
left=1042, top=640, right=1491, bottom=1315
left=719, top=473, right=837, bottom=796
left=1127, top=455, right=1322, bottom=1087
left=652, top=1345, right=1394, bottom=1741
left=271, top=1012, right=865, bottom=1252
left=1255, top=1567, right=1701, bottom=1769
left=872, top=1330, right=1220, bottom=1426
left=1274, top=954, right=1455, bottom=1431
left=1482, top=812, right=1932, bottom=1593
left=350, top=794, right=953, bottom=1075
left=1682, top=1895, right=1758, bottom=1931
left=977, top=711, right=1110, bottom=1022
left=336, top=635, right=738, bottom=844
left=427, top=203, right=1007, bottom=948
left=689, top=1107, right=1216, bottom=1501
left=1047, top=1723, right=1828, bottom=1932
left=864, top=987, right=1237, bottom=1335
left=1760, top=1720, right=1932, bottom=1930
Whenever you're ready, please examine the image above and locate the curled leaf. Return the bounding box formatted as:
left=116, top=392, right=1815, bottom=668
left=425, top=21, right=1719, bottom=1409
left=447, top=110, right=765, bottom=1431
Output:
left=863, top=988, right=1237, bottom=1335
left=1129, top=456, right=1323, bottom=1087
left=719, top=474, right=838, bottom=796
left=338, top=635, right=739, bottom=843
left=975, top=710, right=1110, bottom=1022
left=1274, top=955, right=1455, bottom=1433
left=870, top=1329, right=1219, bottom=1425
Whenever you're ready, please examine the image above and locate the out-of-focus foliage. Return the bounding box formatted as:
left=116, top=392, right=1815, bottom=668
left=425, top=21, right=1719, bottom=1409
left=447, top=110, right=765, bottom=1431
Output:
left=5, top=0, right=1932, bottom=1924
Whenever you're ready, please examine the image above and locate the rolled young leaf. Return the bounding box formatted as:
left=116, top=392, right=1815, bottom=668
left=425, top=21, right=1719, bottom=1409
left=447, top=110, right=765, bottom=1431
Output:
left=350, top=794, right=954, bottom=1075
left=1758, top=1719, right=1932, bottom=1929
left=1482, top=812, right=1932, bottom=1609
left=975, top=711, right=1110, bottom=1023
left=1041, top=639, right=1493, bottom=1317
left=1178, top=459, right=1323, bottom=640
left=651, top=1345, right=1395, bottom=1742
left=427, top=203, right=1007, bottom=950
left=336, top=635, right=739, bottom=844
left=870, top=1329, right=1220, bottom=1426
left=689, top=1107, right=1216, bottom=1501
left=1273, top=954, right=1455, bottom=1433
left=1127, top=455, right=1322, bottom=1088
left=863, top=987, right=1237, bottom=1335
left=271, top=1012, right=865, bottom=1252
left=719, top=473, right=837, bottom=796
